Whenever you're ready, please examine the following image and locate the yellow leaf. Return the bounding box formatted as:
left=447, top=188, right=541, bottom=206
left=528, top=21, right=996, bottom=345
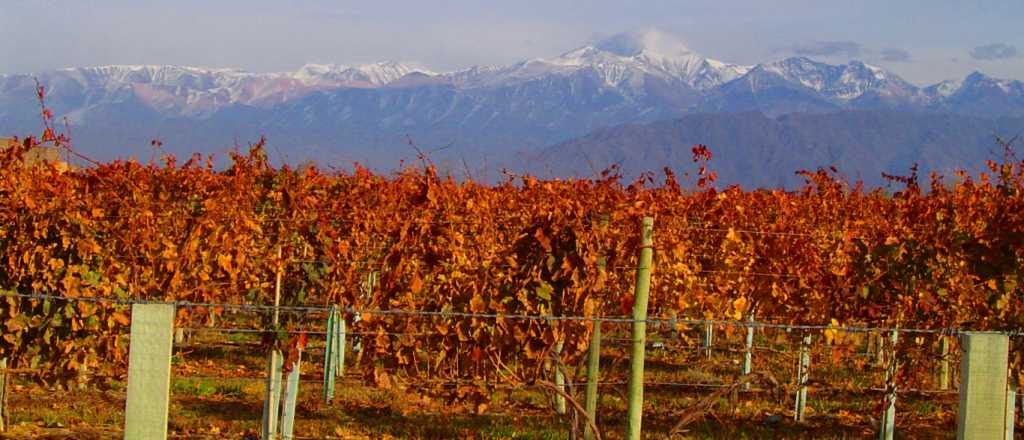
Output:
left=987, top=279, right=998, bottom=290
left=410, top=272, right=424, bottom=294
left=469, top=294, right=485, bottom=313
left=726, top=228, right=740, bottom=242
left=824, top=319, right=841, bottom=344
left=48, top=258, right=65, bottom=271
left=732, top=297, right=746, bottom=312
left=110, top=312, right=130, bottom=326
left=217, top=254, right=232, bottom=273
left=5, top=320, right=22, bottom=332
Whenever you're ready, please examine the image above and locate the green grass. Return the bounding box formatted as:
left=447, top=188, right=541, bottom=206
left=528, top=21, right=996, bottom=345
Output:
left=172, top=378, right=246, bottom=399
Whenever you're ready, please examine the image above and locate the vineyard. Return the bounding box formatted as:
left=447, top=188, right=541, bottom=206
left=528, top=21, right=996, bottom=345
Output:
left=1, top=109, right=1024, bottom=437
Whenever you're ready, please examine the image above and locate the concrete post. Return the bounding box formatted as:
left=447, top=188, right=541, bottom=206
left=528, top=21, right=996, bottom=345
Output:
left=322, top=307, right=336, bottom=403
left=956, top=332, right=1009, bottom=440
left=124, top=303, right=176, bottom=440
left=1006, top=385, right=1016, bottom=440
left=280, top=350, right=302, bottom=440
left=261, top=351, right=283, bottom=440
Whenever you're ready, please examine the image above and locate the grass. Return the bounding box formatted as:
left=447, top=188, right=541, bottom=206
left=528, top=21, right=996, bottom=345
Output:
left=172, top=378, right=246, bottom=399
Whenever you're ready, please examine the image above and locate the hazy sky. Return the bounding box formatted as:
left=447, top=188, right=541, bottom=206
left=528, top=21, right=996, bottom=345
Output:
left=2, top=0, right=1023, bottom=85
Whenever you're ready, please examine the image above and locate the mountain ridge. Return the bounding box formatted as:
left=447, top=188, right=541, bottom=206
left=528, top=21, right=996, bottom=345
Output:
left=4, top=28, right=1023, bottom=121
left=2, top=29, right=1023, bottom=187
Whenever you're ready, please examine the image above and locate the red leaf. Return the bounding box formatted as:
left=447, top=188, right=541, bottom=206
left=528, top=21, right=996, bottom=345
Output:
left=534, top=228, right=552, bottom=252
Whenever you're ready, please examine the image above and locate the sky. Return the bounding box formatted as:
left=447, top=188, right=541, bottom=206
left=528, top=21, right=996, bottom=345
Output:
left=2, top=0, right=1023, bottom=85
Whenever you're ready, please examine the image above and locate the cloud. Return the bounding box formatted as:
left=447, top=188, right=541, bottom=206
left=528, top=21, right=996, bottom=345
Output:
left=880, top=48, right=911, bottom=62
left=791, top=41, right=862, bottom=58
left=970, top=43, right=1019, bottom=60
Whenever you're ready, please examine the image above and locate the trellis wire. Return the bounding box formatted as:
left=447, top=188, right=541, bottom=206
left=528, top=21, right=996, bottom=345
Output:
left=3, top=290, right=1022, bottom=336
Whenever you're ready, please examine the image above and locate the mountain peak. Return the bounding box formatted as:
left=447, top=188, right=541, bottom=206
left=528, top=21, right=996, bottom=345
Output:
left=593, top=28, right=695, bottom=58
left=965, top=71, right=990, bottom=81
left=538, top=29, right=751, bottom=89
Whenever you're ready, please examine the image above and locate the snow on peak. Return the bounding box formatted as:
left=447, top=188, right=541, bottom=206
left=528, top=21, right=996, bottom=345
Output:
left=353, top=61, right=436, bottom=85
left=292, top=62, right=435, bottom=86
left=756, top=58, right=912, bottom=99
left=926, top=79, right=963, bottom=97
left=961, top=72, right=1023, bottom=94
left=531, top=29, right=751, bottom=89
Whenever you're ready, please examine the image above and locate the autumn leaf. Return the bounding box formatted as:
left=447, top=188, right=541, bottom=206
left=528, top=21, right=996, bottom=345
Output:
left=110, top=312, right=130, bottom=326
left=534, top=228, right=552, bottom=252
left=217, top=254, right=233, bottom=273
left=410, top=271, right=424, bottom=294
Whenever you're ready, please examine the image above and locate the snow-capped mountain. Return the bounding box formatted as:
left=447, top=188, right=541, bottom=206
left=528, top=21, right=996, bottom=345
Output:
left=2, top=28, right=1023, bottom=177
left=4, top=29, right=1018, bottom=120
left=442, top=29, right=750, bottom=91
left=923, top=79, right=963, bottom=99
left=935, top=72, right=1024, bottom=117
left=0, top=62, right=435, bottom=117
left=754, top=57, right=917, bottom=100
left=293, top=62, right=434, bottom=87
left=702, top=57, right=925, bottom=115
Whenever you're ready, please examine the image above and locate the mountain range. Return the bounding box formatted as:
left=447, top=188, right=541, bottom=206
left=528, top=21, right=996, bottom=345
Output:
left=1, top=29, right=1022, bottom=187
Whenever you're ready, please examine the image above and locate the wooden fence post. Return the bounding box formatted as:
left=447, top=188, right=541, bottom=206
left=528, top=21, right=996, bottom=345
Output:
left=879, top=329, right=898, bottom=440
left=583, top=215, right=608, bottom=440
left=323, top=307, right=337, bottom=403
left=337, top=318, right=346, bottom=378
left=584, top=318, right=601, bottom=440
left=174, top=327, right=185, bottom=345
left=668, top=310, right=678, bottom=340
left=0, top=357, right=7, bottom=432
left=874, top=333, right=886, bottom=367
left=262, top=248, right=285, bottom=440
left=626, top=217, right=654, bottom=440
left=794, top=333, right=811, bottom=422
left=742, top=314, right=754, bottom=391
left=553, top=340, right=567, bottom=415
left=124, top=303, right=175, bottom=440
left=956, top=332, right=1009, bottom=440
left=703, top=321, right=714, bottom=359
left=938, top=335, right=950, bottom=391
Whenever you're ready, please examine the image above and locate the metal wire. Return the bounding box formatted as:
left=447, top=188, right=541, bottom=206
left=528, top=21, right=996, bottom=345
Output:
left=3, top=290, right=1023, bottom=336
